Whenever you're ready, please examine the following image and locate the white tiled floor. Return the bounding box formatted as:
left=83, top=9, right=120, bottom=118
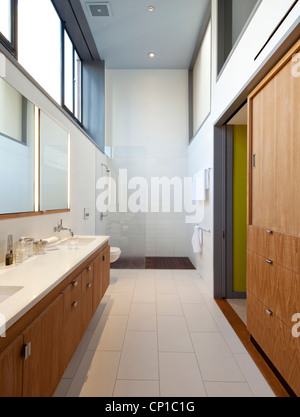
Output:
left=54, top=269, right=275, bottom=398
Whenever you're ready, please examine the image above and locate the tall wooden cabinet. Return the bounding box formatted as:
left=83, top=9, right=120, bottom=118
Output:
left=247, top=40, right=300, bottom=396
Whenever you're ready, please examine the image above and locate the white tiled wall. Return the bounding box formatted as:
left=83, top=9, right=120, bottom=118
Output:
left=105, top=69, right=189, bottom=258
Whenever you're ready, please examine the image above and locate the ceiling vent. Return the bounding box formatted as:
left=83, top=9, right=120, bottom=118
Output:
left=87, top=3, right=111, bottom=17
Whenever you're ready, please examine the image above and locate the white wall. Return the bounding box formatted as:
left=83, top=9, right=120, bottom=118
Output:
left=188, top=0, right=300, bottom=294
left=105, top=69, right=189, bottom=258
left=193, top=21, right=212, bottom=135
left=0, top=53, right=108, bottom=262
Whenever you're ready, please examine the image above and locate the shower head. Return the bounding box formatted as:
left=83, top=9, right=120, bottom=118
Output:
left=101, top=163, right=111, bottom=173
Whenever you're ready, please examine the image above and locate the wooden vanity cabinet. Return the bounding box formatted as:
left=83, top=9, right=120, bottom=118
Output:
left=101, top=245, right=111, bottom=299
left=0, top=242, right=110, bottom=397
left=0, top=335, right=24, bottom=397
left=22, top=295, right=64, bottom=397
left=62, top=274, right=84, bottom=369
left=93, top=244, right=110, bottom=313
left=82, top=264, right=94, bottom=331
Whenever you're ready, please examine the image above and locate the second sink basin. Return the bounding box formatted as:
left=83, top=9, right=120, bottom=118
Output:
left=0, top=286, right=24, bottom=304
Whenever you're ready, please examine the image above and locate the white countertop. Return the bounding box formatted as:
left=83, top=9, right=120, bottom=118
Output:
left=0, top=235, right=110, bottom=333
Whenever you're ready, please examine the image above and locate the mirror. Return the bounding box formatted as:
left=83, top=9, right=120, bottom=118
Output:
left=0, top=77, right=70, bottom=217
left=0, top=77, right=35, bottom=214
left=39, top=110, right=69, bottom=212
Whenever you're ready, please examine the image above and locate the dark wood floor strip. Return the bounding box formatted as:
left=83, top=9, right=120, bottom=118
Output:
left=215, top=299, right=290, bottom=398
left=146, top=257, right=195, bottom=270
left=112, top=257, right=195, bottom=270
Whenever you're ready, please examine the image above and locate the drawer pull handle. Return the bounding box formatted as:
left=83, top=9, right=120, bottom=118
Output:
left=72, top=281, right=78, bottom=287
left=103, top=255, right=106, bottom=261
left=87, top=283, right=92, bottom=288
left=72, top=301, right=78, bottom=308
left=266, top=309, right=273, bottom=316
left=24, top=342, right=32, bottom=360
left=266, top=259, right=273, bottom=265
left=87, top=266, right=92, bottom=271
left=266, top=230, right=273, bottom=234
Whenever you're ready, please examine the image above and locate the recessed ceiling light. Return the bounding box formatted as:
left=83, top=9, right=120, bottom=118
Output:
left=148, top=6, right=155, bottom=12
left=148, top=52, right=156, bottom=59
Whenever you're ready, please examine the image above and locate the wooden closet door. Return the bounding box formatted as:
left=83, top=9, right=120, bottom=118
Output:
left=250, top=43, right=300, bottom=234
left=251, top=80, right=276, bottom=229
left=273, top=56, right=300, bottom=235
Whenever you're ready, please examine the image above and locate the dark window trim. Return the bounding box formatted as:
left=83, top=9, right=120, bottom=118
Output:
left=1, top=2, right=84, bottom=131
left=72, top=47, right=75, bottom=115
left=61, top=22, right=65, bottom=110
left=188, top=0, right=212, bottom=142
left=217, top=0, right=262, bottom=80
left=61, top=25, right=83, bottom=126
left=254, top=0, right=299, bottom=61
left=0, top=42, right=103, bottom=155
left=51, top=0, right=100, bottom=61
left=0, top=0, right=17, bottom=58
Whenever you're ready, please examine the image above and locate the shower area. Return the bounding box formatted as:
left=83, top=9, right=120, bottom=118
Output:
left=95, top=145, right=192, bottom=269
left=95, top=69, right=193, bottom=269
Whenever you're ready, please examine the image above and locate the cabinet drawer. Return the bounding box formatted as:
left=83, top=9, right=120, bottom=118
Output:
left=248, top=225, right=271, bottom=259
left=63, top=274, right=82, bottom=313
left=248, top=225, right=300, bottom=274
left=247, top=250, right=296, bottom=327
left=82, top=264, right=94, bottom=328
left=247, top=292, right=300, bottom=396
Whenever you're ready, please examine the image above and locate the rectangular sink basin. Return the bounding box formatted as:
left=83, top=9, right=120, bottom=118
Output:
left=59, top=237, right=96, bottom=247
left=0, top=286, right=24, bottom=304
left=76, top=237, right=96, bottom=246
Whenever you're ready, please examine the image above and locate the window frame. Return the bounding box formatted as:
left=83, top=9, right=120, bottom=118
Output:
left=188, top=1, right=212, bottom=143
left=61, top=25, right=83, bottom=127
left=217, top=0, right=262, bottom=78
left=0, top=1, right=83, bottom=128
left=0, top=0, right=17, bottom=58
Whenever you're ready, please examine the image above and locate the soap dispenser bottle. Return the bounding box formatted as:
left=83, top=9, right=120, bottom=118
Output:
left=5, top=235, right=13, bottom=266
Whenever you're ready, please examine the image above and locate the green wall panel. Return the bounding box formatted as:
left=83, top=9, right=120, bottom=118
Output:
left=232, top=125, right=247, bottom=293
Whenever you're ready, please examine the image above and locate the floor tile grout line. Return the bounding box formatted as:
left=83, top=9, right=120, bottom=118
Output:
left=209, top=302, right=257, bottom=396
left=155, top=284, right=161, bottom=398
left=110, top=272, right=137, bottom=397
left=173, top=270, right=208, bottom=398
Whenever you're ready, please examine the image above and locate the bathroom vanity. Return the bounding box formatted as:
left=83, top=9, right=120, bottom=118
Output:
left=0, top=236, right=110, bottom=397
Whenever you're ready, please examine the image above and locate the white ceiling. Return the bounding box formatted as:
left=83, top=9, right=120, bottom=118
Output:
left=79, top=0, right=210, bottom=69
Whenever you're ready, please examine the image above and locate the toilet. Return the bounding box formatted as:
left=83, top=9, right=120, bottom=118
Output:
left=110, top=247, right=121, bottom=263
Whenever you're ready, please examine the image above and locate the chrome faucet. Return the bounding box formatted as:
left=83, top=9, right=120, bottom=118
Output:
left=54, top=219, right=74, bottom=237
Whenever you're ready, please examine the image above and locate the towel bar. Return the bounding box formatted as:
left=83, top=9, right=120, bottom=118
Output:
left=196, top=225, right=211, bottom=233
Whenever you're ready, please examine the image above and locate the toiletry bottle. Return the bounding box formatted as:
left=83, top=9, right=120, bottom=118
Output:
left=20, top=238, right=28, bottom=261
left=5, top=235, right=13, bottom=266
left=16, top=240, right=26, bottom=265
